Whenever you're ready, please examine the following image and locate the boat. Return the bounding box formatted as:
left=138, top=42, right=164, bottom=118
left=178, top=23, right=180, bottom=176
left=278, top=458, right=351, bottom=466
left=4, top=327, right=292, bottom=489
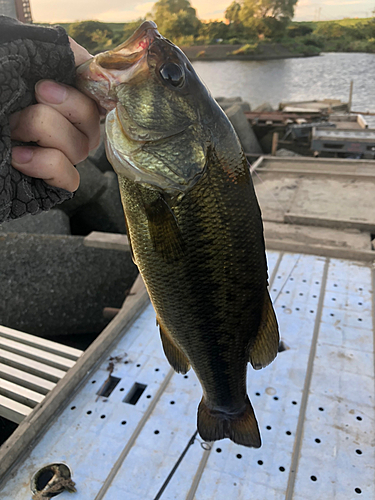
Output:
left=0, top=155, right=373, bottom=499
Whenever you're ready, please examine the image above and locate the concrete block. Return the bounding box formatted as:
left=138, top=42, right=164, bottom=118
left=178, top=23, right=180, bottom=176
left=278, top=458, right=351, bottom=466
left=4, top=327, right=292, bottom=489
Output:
left=219, top=100, right=251, bottom=113
left=225, top=104, right=263, bottom=154
left=59, top=159, right=107, bottom=216
left=0, top=233, right=138, bottom=337
left=89, top=140, right=114, bottom=173
left=75, top=172, right=127, bottom=234
left=253, top=102, right=274, bottom=112
left=215, top=96, right=243, bottom=103
left=0, top=209, right=70, bottom=235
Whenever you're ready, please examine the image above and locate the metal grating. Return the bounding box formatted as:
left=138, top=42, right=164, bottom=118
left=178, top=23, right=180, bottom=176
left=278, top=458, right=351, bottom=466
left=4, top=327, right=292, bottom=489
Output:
left=0, top=251, right=373, bottom=500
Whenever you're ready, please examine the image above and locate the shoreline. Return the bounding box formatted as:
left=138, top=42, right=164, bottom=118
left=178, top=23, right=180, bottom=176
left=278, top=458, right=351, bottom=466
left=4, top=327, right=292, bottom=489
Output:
left=181, top=43, right=321, bottom=62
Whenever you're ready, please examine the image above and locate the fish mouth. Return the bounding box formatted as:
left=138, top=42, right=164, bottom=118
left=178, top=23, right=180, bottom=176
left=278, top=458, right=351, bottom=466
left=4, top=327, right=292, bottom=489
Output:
left=76, top=21, right=162, bottom=110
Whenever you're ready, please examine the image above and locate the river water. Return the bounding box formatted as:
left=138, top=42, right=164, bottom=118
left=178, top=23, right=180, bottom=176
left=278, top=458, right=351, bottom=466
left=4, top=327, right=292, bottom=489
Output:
left=193, top=52, right=375, bottom=116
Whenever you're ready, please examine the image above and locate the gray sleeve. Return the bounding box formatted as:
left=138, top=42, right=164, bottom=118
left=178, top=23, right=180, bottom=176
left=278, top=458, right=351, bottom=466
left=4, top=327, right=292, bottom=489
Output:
left=0, top=15, right=77, bottom=222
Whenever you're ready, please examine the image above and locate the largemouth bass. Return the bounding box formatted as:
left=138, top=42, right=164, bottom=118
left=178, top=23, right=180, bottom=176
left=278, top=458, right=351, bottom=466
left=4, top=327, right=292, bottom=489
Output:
left=77, top=21, right=279, bottom=448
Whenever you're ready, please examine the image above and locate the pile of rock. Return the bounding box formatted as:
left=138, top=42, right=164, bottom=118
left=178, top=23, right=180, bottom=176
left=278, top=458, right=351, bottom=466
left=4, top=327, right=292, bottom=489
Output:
left=215, top=96, right=263, bottom=155
left=0, top=132, right=138, bottom=338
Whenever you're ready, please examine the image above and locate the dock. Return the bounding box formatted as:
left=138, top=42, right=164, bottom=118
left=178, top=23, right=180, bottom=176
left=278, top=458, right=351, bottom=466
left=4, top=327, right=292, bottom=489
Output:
left=0, top=156, right=374, bottom=499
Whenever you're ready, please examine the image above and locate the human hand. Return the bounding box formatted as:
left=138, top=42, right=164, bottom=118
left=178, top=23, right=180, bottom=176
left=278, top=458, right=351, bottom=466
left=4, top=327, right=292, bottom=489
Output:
left=9, top=38, right=100, bottom=193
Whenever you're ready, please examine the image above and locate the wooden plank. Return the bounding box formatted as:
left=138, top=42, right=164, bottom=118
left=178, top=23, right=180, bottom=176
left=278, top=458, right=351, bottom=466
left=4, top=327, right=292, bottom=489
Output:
left=0, top=338, right=75, bottom=371
left=0, top=326, right=82, bottom=361
left=265, top=238, right=375, bottom=262
left=0, top=350, right=66, bottom=382
left=0, top=379, right=44, bottom=408
left=285, top=213, right=375, bottom=233
left=84, top=232, right=130, bottom=252
left=0, top=274, right=149, bottom=484
left=0, top=364, right=55, bottom=395
left=0, top=395, right=32, bottom=424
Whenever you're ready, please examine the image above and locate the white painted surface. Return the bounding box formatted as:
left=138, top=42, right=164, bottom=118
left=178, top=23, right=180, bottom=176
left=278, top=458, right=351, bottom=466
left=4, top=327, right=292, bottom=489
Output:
left=0, top=251, right=373, bottom=500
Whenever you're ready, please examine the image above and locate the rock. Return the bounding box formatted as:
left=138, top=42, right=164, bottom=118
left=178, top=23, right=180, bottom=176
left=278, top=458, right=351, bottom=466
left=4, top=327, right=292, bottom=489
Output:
left=225, top=104, right=263, bottom=154
left=275, top=148, right=302, bottom=157
left=215, top=96, right=243, bottom=103
left=60, top=159, right=107, bottom=216
left=0, top=233, right=138, bottom=337
left=0, top=209, right=70, bottom=235
left=253, top=102, right=274, bottom=112
left=75, top=172, right=126, bottom=234
left=219, top=100, right=251, bottom=113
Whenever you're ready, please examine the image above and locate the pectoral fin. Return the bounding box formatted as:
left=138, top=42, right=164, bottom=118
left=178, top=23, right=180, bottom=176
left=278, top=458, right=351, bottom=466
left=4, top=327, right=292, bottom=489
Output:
left=249, top=290, right=279, bottom=370
left=144, top=195, right=185, bottom=262
left=158, top=320, right=190, bottom=374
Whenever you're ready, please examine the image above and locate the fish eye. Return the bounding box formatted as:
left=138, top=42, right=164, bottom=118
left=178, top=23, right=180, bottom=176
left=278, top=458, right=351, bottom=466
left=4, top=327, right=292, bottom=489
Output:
left=159, top=63, right=184, bottom=87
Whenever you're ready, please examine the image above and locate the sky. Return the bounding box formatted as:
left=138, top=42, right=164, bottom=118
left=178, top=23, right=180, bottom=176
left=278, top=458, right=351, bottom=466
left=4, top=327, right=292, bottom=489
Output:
left=30, top=0, right=374, bottom=24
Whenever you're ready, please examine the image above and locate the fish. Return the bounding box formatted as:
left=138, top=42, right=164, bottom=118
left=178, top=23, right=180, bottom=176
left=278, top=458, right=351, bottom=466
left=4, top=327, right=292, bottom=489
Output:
left=76, top=21, right=279, bottom=448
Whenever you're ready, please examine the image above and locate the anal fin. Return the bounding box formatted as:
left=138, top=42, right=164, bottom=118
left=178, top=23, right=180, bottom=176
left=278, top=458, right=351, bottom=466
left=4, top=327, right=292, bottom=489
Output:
left=158, top=321, right=190, bottom=374
left=197, top=396, right=261, bottom=448
left=249, top=289, right=279, bottom=370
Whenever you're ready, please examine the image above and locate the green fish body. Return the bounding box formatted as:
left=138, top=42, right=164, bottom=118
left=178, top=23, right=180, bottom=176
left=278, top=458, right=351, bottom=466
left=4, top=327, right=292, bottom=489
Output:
left=77, top=21, right=279, bottom=447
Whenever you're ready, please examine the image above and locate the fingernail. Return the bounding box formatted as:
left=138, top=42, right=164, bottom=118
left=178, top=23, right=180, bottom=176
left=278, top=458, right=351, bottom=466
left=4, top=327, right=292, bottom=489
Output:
left=12, top=147, right=34, bottom=164
left=36, top=80, right=68, bottom=104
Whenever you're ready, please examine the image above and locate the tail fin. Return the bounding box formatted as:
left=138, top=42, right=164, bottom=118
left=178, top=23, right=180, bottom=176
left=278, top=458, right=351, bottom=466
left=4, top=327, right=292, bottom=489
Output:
left=197, top=397, right=261, bottom=448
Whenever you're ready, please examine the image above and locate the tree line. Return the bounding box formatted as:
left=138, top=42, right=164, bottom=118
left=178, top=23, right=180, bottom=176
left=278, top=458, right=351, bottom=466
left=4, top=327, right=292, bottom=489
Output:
left=67, top=0, right=375, bottom=55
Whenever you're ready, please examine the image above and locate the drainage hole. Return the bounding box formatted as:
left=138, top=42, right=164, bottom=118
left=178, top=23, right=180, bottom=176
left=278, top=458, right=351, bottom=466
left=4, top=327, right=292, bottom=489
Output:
left=290, top=278, right=294, bottom=281
left=216, top=448, right=222, bottom=453
left=299, top=293, right=303, bottom=296
left=91, top=380, right=96, bottom=384
left=332, top=298, right=336, bottom=301
left=358, top=318, right=362, bottom=322
left=292, top=401, right=297, bottom=405
left=255, top=392, right=261, bottom=396
left=120, top=388, right=124, bottom=392
left=285, top=291, right=290, bottom=294
left=318, top=407, right=324, bottom=411
left=295, top=307, right=300, bottom=311
left=310, top=310, right=314, bottom=313
left=315, top=281, right=319, bottom=285
left=310, top=475, right=317, bottom=482
left=315, top=438, right=321, bottom=444
left=356, top=416, right=362, bottom=421
left=356, top=449, right=362, bottom=455
left=146, top=395, right=152, bottom=399
left=303, top=279, right=307, bottom=283
left=155, top=368, right=159, bottom=372
left=266, top=426, right=272, bottom=430
left=257, top=460, right=263, bottom=465
left=313, top=295, right=317, bottom=298
left=121, top=420, right=127, bottom=425
left=273, top=289, right=277, bottom=292
left=281, top=305, right=286, bottom=308
left=86, top=410, right=92, bottom=415
left=286, top=431, right=292, bottom=436
left=333, top=284, right=337, bottom=287
left=170, top=401, right=175, bottom=405
left=154, top=430, right=160, bottom=434
left=71, top=406, right=76, bottom=410
left=136, top=364, right=141, bottom=367
left=277, top=275, right=282, bottom=279
left=330, top=313, right=335, bottom=316
left=100, top=415, right=106, bottom=419
left=359, top=287, right=363, bottom=291
left=236, top=454, right=242, bottom=459
left=355, top=488, right=362, bottom=494
left=273, top=396, right=279, bottom=401
left=279, top=466, right=285, bottom=472
left=184, top=375, right=188, bottom=379
left=124, top=360, right=129, bottom=364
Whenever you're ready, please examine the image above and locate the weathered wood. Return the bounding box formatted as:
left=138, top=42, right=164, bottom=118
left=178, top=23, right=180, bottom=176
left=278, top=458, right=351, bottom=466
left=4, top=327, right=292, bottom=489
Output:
left=83, top=231, right=130, bottom=252
left=266, top=237, right=375, bottom=262
left=0, top=274, right=149, bottom=484
left=284, top=213, right=375, bottom=233
left=271, top=132, right=279, bottom=156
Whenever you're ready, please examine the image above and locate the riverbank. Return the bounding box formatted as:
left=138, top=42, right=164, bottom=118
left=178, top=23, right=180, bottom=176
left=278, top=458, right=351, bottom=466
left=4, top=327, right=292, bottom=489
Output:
left=181, top=43, right=320, bottom=61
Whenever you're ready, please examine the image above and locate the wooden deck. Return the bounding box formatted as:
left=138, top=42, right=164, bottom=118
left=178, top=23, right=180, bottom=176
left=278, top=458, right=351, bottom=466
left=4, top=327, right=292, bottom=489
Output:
left=0, top=250, right=373, bottom=499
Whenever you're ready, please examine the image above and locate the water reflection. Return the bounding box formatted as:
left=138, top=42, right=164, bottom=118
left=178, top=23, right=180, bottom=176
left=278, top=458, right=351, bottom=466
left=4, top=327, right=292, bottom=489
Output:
left=193, top=53, right=375, bottom=114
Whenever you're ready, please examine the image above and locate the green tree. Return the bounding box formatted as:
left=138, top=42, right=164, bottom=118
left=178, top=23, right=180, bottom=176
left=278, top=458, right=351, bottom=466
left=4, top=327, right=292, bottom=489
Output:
left=69, top=21, right=113, bottom=53
left=151, top=0, right=201, bottom=39
left=239, top=0, right=298, bottom=21
left=225, top=1, right=242, bottom=24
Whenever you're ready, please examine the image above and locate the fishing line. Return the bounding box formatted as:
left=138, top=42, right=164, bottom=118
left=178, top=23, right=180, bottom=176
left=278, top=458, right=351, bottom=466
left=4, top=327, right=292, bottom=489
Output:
left=152, top=430, right=200, bottom=500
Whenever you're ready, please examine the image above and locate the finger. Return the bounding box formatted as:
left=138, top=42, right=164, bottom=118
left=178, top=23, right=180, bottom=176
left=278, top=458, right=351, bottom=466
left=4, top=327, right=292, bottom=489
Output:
left=35, top=79, right=101, bottom=151
left=12, top=146, right=80, bottom=192
left=10, top=104, right=89, bottom=165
